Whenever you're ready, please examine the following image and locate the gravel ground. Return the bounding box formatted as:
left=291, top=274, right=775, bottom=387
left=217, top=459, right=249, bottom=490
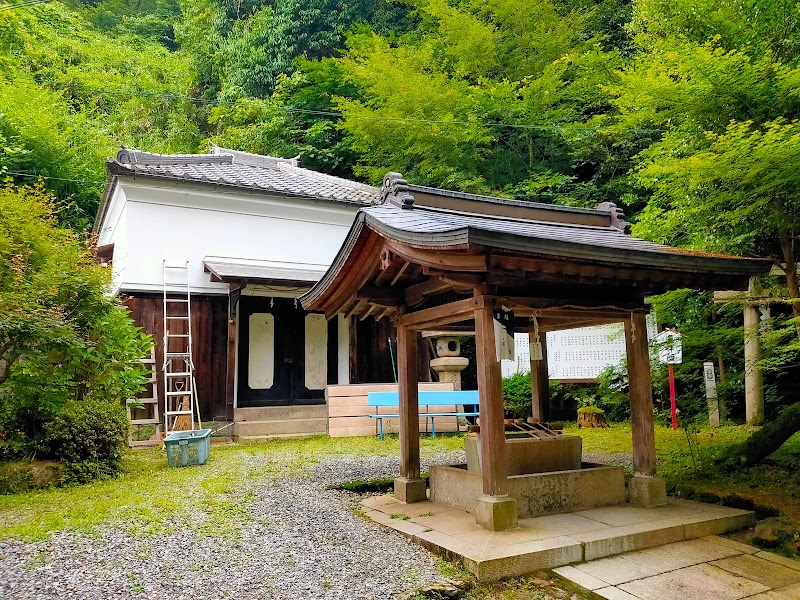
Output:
left=0, top=451, right=466, bottom=600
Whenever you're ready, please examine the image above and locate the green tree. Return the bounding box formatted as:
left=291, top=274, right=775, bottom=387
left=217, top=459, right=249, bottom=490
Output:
left=0, top=183, right=150, bottom=458
left=333, top=0, right=624, bottom=195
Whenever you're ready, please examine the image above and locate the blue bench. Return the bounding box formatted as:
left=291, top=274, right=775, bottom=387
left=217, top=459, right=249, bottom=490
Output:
left=367, top=390, right=480, bottom=440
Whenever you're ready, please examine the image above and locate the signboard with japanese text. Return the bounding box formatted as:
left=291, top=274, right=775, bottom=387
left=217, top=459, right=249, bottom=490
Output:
left=654, top=329, right=683, bottom=364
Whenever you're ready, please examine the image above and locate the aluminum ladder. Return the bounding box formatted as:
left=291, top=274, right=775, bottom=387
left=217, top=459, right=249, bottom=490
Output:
left=162, top=261, right=196, bottom=435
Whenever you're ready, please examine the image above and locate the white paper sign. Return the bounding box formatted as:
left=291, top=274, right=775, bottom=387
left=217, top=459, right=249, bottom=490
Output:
left=493, top=309, right=515, bottom=362
left=654, top=329, right=682, bottom=364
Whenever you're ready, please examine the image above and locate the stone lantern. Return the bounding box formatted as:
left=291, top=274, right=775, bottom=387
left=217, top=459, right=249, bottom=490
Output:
left=425, top=332, right=471, bottom=390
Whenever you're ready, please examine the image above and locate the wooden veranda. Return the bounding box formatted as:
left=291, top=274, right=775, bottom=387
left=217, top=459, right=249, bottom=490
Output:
left=302, top=173, right=771, bottom=530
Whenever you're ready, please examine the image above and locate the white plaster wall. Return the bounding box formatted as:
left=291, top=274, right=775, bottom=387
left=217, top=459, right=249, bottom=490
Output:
left=96, top=186, right=128, bottom=295
left=107, top=179, right=360, bottom=295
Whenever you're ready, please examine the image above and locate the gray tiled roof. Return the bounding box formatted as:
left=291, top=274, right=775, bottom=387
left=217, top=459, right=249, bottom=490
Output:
left=107, top=145, right=381, bottom=206
left=360, top=203, right=764, bottom=274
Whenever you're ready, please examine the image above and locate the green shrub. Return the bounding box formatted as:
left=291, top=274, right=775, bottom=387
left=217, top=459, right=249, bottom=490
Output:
left=502, top=372, right=531, bottom=418
left=45, top=399, right=128, bottom=484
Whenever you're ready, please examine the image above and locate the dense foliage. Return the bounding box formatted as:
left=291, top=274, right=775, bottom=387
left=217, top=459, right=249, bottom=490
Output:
left=1, top=0, right=799, bottom=429
left=0, top=183, right=149, bottom=470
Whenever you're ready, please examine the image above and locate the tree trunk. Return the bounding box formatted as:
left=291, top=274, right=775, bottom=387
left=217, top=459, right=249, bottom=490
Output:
left=778, top=228, right=800, bottom=326
left=719, top=402, right=800, bottom=470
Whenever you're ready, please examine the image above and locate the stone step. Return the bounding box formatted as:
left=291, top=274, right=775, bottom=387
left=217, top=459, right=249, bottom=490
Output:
left=234, top=417, right=327, bottom=439
left=234, top=404, right=327, bottom=422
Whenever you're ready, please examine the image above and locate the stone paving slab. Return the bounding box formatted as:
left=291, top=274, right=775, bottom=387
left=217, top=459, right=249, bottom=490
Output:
left=560, top=555, right=659, bottom=586
left=620, top=537, right=742, bottom=572
left=711, top=554, right=800, bottom=589
left=746, top=583, right=800, bottom=599
left=361, top=495, right=756, bottom=582
left=619, top=563, right=770, bottom=600
left=555, top=536, right=800, bottom=600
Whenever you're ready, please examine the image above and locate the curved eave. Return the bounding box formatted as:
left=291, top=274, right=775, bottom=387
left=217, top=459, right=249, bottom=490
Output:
left=362, top=214, right=771, bottom=279
left=301, top=212, right=370, bottom=312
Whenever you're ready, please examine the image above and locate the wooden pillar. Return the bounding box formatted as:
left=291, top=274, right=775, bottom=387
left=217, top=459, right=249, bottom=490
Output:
left=744, top=303, right=764, bottom=425
left=529, top=328, right=550, bottom=422
left=225, top=288, right=239, bottom=422
left=474, top=302, right=517, bottom=529
left=394, top=323, right=425, bottom=503
left=226, top=319, right=236, bottom=420
left=625, top=313, right=666, bottom=507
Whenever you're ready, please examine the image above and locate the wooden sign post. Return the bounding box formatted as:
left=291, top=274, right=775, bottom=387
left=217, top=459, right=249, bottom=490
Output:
left=655, top=328, right=682, bottom=431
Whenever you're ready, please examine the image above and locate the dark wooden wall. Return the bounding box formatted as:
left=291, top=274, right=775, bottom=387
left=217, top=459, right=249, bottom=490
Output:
left=351, top=317, right=431, bottom=384
left=124, top=294, right=230, bottom=422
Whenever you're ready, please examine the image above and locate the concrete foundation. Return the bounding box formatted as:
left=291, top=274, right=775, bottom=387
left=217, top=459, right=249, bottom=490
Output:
left=628, top=474, right=668, bottom=507
left=465, top=434, right=582, bottom=475
left=363, top=494, right=756, bottom=582
left=430, top=463, right=626, bottom=518
left=394, top=476, right=427, bottom=503
left=475, top=495, right=518, bottom=531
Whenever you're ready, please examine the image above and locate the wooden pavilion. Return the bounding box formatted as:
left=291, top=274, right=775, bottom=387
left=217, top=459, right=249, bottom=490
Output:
left=301, top=173, right=771, bottom=531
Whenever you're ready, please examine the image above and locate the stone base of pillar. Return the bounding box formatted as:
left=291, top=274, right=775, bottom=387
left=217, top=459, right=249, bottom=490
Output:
left=394, top=477, right=427, bottom=504
left=475, top=495, right=518, bottom=531
left=628, top=475, right=667, bottom=507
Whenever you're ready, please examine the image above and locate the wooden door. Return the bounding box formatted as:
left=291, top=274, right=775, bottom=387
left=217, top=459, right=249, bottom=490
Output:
left=237, top=296, right=334, bottom=407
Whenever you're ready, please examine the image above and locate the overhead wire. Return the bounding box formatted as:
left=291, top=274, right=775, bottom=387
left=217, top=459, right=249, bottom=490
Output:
left=0, top=0, right=53, bottom=11
left=9, top=77, right=667, bottom=135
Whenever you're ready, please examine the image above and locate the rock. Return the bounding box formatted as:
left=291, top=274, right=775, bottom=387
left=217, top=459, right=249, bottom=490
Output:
left=754, top=517, right=792, bottom=548
left=399, top=581, right=465, bottom=599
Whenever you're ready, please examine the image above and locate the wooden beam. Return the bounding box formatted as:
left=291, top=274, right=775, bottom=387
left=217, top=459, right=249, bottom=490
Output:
left=474, top=300, right=508, bottom=496
left=398, top=296, right=485, bottom=330
left=356, top=285, right=403, bottom=306
left=404, top=277, right=451, bottom=305
left=625, top=313, right=657, bottom=477
left=375, top=307, right=393, bottom=321
left=529, top=328, right=550, bottom=422
left=538, top=317, right=622, bottom=333
left=359, top=305, right=376, bottom=321
left=398, top=324, right=420, bottom=481
left=440, top=273, right=483, bottom=288
left=342, top=298, right=368, bottom=320
left=385, top=239, right=487, bottom=272
left=390, top=261, right=410, bottom=286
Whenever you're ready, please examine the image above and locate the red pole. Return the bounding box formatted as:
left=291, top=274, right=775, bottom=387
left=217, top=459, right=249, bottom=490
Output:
left=668, top=363, right=678, bottom=430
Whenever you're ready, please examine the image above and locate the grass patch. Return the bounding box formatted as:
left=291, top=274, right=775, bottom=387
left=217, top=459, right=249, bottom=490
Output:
left=565, top=422, right=800, bottom=557
left=0, top=434, right=465, bottom=541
